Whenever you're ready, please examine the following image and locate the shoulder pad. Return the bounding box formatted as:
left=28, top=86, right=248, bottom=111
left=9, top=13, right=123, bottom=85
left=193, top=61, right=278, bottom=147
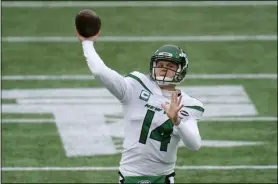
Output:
left=125, top=71, right=153, bottom=94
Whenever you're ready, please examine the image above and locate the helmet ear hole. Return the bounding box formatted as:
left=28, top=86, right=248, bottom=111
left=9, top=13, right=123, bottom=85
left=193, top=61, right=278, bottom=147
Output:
left=176, top=74, right=183, bottom=81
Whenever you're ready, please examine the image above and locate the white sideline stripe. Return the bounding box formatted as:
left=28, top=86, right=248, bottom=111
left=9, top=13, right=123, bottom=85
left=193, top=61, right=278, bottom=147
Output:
left=2, top=86, right=249, bottom=98
left=203, top=117, right=277, bottom=122
left=2, top=117, right=277, bottom=123
left=2, top=74, right=277, bottom=80
left=117, top=140, right=264, bottom=150
left=15, top=96, right=251, bottom=104
left=2, top=35, right=277, bottom=43
left=106, top=117, right=277, bottom=122
left=2, top=165, right=277, bottom=171
left=2, top=1, right=277, bottom=8
left=2, top=119, right=55, bottom=123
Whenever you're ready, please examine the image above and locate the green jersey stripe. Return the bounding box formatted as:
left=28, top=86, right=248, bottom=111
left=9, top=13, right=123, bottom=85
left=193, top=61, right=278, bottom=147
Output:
left=184, top=105, right=205, bottom=112
left=125, top=73, right=153, bottom=94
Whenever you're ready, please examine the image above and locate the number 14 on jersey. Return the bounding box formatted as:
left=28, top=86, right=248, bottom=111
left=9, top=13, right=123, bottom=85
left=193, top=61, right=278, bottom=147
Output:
left=139, top=109, right=174, bottom=152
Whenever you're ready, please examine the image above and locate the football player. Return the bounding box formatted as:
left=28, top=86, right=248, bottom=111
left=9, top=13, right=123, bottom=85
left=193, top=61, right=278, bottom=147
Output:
left=76, top=31, right=204, bottom=184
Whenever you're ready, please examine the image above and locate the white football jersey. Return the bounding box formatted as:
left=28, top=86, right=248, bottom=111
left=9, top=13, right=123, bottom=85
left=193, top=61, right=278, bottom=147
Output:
left=119, top=71, right=204, bottom=176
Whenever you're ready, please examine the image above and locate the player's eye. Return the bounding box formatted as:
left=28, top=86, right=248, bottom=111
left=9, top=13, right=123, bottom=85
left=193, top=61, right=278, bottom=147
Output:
left=168, top=64, right=176, bottom=69
left=156, top=63, right=164, bottom=68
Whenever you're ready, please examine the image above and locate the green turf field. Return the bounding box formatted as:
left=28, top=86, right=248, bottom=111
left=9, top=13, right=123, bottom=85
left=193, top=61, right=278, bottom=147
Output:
left=1, top=1, right=277, bottom=183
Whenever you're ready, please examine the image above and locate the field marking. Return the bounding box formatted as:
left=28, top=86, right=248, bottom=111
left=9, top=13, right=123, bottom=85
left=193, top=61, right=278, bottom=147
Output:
left=2, top=35, right=277, bottom=43
left=0, top=86, right=271, bottom=156
left=1, top=85, right=258, bottom=118
left=2, top=118, right=55, bottom=123
left=2, top=165, right=277, bottom=171
left=2, top=1, right=277, bottom=8
left=2, top=117, right=277, bottom=123
left=2, top=74, right=277, bottom=80
left=114, top=140, right=264, bottom=150
left=203, top=117, right=277, bottom=122
left=53, top=110, right=116, bottom=157
left=15, top=96, right=251, bottom=104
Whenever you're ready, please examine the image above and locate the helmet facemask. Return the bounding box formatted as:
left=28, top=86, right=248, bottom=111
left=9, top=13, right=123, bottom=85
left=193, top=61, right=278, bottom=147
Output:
left=149, top=45, right=189, bottom=85
left=151, top=61, right=185, bottom=85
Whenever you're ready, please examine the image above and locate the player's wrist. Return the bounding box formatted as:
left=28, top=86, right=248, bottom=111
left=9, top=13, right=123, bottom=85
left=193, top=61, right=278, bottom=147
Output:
left=82, top=40, right=94, bottom=44
left=173, top=118, right=181, bottom=126
left=81, top=40, right=95, bottom=49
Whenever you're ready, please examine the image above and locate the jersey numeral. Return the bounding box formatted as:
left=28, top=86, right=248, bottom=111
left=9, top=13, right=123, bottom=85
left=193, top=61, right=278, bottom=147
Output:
left=139, top=109, right=174, bottom=152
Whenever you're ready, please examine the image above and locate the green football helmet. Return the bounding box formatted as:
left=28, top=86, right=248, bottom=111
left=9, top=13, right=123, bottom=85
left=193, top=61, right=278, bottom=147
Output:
left=149, top=45, right=189, bottom=85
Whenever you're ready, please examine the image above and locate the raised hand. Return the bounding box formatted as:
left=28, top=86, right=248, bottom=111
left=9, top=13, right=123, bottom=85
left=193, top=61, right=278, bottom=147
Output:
left=75, top=26, right=100, bottom=42
left=161, top=92, right=184, bottom=125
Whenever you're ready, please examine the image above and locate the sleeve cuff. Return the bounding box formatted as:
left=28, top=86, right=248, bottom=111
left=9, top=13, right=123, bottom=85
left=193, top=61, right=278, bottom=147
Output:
left=82, top=40, right=94, bottom=46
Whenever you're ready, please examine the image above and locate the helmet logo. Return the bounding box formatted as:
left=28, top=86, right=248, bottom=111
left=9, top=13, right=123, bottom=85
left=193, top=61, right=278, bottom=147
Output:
left=179, top=52, right=187, bottom=58
left=158, top=52, right=173, bottom=57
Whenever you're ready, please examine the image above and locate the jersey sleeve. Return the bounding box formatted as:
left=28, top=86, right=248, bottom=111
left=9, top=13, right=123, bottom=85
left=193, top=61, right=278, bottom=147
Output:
left=82, top=40, right=132, bottom=103
left=181, top=98, right=205, bottom=120
left=174, top=98, right=204, bottom=151
left=175, top=118, right=201, bottom=151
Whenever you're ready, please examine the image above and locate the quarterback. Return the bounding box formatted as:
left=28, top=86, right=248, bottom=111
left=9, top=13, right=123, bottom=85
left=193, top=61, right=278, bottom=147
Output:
left=76, top=31, right=204, bottom=184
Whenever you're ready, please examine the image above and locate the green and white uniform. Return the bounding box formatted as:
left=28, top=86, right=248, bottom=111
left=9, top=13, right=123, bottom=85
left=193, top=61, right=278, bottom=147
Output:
left=81, top=41, right=204, bottom=182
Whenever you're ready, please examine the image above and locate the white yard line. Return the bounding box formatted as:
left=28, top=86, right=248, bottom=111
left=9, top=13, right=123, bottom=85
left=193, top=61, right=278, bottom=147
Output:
left=2, top=117, right=277, bottom=123
left=174, top=165, right=278, bottom=170
left=2, top=1, right=277, bottom=8
left=2, top=74, right=277, bottom=80
left=203, top=117, right=277, bottom=122
left=2, top=35, right=277, bottom=43
left=1, top=119, right=55, bottom=123
left=2, top=165, right=277, bottom=171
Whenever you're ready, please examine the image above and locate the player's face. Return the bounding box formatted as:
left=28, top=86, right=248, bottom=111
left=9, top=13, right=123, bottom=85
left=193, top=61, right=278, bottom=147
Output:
left=155, top=60, right=178, bottom=78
